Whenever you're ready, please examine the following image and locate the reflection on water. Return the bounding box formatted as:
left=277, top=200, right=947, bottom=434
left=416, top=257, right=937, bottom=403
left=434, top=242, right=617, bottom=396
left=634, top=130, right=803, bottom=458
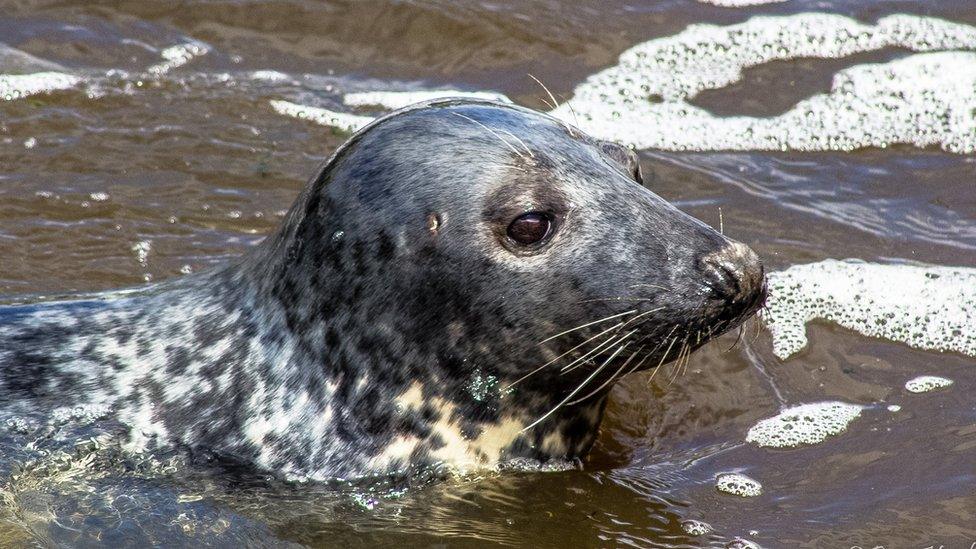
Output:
left=1, top=0, right=975, bottom=547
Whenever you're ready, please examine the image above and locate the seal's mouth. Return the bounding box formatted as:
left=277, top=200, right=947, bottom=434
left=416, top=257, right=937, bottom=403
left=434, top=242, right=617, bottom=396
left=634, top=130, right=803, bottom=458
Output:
left=704, top=265, right=768, bottom=333
left=556, top=248, right=769, bottom=382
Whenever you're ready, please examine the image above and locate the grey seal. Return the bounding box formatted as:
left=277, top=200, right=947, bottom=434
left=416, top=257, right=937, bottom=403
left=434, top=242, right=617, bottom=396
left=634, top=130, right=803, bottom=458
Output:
left=0, top=99, right=765, bottom=481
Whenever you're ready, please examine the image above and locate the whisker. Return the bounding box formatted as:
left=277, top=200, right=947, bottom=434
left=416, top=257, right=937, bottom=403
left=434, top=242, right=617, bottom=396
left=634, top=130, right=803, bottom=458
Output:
left=649, top=325, right=679, bottom=356
left=506, top=321, right=627, bottom=390
left=726, top=324, right=744, bottom=352
left=681, top=336, right=694, bottom=379
left=616, top=307, right=663, bottom=330
left=718, top=207, right=724, bottom=235
left=649, top=332, right=680, bottom=381
left=621, top=344, right=657, bottom=378
left=496, top=128, right=535, bottom=158
left=528, top=73, right=561, bottom=111
left=579, top=297, right=657, bottom=304
left=673, top=340, right=690, bottom=384
left=527, top=74, right=579, bottom=138
left=521, top=339, right=631, bottom=432
left=647, top=336, right=677, bottom=383
left=561, top=329, right=637, bottom=374
left=452, top=112, right=526, bottom=159
left=536, top=96, right=557, bottom=111
left=555, top=92, right=582, bottom=135
left=629, top=283, right=669, bottom=292
left=668, top=340, right=689, bottom=386
left=638, top=324, right=679, bottom=381
left=566, top=343, right=648, bottom=405
left=623, top=329, right=658, bottom=352
left=538, top=309, right=636, bottom=344
left=498, top=163, right=529, bottom=173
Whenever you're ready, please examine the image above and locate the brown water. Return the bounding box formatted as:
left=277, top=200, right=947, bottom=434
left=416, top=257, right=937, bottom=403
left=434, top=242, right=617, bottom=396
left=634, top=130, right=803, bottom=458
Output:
left=1, top=1, right=975, bottom=547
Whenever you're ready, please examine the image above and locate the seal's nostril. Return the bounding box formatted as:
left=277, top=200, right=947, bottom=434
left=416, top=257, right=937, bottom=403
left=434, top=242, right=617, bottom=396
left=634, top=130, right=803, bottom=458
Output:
left=700, top=242, right=765, bottom=307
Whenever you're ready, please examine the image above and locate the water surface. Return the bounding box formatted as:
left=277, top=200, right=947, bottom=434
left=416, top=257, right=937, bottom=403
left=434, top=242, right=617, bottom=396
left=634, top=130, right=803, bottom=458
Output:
left=1, top=1, right=975, bottom=547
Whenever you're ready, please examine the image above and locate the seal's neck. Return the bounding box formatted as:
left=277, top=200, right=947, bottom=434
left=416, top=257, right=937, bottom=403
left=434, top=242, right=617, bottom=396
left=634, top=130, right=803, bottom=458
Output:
left=161, top=258, right=610, bottom=479
left=222, top=231, right=618, bottom=478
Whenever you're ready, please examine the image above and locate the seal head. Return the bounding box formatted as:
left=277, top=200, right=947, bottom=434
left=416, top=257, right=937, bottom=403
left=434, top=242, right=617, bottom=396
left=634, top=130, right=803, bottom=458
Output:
left=0, top=99, right=766, bottom=480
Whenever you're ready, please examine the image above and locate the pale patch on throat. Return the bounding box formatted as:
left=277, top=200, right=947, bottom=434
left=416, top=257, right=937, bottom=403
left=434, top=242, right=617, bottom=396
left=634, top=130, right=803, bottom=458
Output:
left=372, top=381, right=532, bottom=474
left=374, top=382, right=607, bottom=475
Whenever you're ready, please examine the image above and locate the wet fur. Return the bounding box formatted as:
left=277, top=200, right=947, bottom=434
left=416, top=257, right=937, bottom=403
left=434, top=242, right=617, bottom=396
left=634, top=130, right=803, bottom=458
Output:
left=0, top=100, right=761, bottom=481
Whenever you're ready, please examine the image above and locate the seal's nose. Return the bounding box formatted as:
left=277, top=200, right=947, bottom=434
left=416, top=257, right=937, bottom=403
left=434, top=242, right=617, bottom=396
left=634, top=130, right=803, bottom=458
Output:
left=700, top=241, right=766, bottom=310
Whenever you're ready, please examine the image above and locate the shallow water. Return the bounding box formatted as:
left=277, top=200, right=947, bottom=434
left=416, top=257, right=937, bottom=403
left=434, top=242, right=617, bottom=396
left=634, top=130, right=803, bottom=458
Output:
left=1, top=0, right=975, bottom=547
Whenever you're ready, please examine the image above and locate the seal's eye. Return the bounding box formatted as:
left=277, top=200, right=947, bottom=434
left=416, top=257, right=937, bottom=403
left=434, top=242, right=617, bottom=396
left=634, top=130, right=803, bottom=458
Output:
left=507, top=212, right=552, bottom=246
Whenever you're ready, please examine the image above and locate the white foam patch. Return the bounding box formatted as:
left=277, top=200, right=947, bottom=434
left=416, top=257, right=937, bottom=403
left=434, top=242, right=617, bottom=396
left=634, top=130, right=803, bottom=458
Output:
left=250, top=70, right=291, bottom=82
left=343, top=90, right=510, bottom=110
left=552, top=13, right=976, bottom=153
left=715, top=473, right=762, bottom=497
left=273, top=14, right=976, bottom=154
left=764, top=259, right=976, bottom=360
left=269, top=99, right=373, bottom=132
left=131, top=240, right=151, bottom=267
left=271, top=91, right=510, bottom=129
left=148, top=42, right=210, bottom=75
left=746, top=401, right=863, bottom=448
left=681, top=519, right=713, bottom=536
left=905, top=375, right=954, bottom=393
left=0, top=72, right=81, bottom=101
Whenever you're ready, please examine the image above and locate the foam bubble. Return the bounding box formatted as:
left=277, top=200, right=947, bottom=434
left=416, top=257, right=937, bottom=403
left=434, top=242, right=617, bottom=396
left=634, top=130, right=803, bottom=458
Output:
left=498, top=457, right=578, bottom=473
left=270, top=99, right=373, bottom=132
left=764, top=259, right=976, bottom=360
left=131, top=240, right=151, bottom=267
left=343, top=90, right=510, bottom=110
left=0, top=72, right=80, bottom=101
left=746, top=401, right=863, bottom=448
left=715, top=473, right=762, bottom=497
left=681, top=519, right=713, bottom=536
left=249, top=70, right=291, bottom=82
left=148, top=42, right=210, bottom=75
left=905, top=375, right=954, bottom=393
left=552, top=14, right=976, bottom=153
left=271, top=91, right=510, bottom=130
left=271, top=14, right=976, bottom=154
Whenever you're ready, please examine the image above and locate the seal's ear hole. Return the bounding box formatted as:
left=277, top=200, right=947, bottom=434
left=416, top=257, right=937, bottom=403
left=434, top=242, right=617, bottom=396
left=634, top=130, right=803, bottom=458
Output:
left=600, top=141, right=643, bottom=186
left=507, top=212, right=552, bottom=246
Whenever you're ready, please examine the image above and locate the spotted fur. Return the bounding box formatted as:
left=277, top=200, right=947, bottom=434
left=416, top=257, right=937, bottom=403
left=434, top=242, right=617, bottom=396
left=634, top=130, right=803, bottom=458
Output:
left=0, top=100, right=765, bottom=481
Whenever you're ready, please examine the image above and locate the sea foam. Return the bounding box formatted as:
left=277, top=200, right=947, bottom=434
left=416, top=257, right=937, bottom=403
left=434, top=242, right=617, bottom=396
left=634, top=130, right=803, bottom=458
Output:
left=746, top=401, right=863, bottom=448
left=764, top=260, right=976, bottom=360
left=272, top=13, right=976, bottom=154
